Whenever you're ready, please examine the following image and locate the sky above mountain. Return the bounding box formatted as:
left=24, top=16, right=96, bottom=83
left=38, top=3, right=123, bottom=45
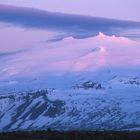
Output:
left=0, top=0, right=140, bottom=22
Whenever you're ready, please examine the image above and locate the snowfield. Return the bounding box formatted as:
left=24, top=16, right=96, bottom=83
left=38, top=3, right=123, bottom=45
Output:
left=0, top=5, right=140, bottom=132
left=0, top=76, right=140, bottom=131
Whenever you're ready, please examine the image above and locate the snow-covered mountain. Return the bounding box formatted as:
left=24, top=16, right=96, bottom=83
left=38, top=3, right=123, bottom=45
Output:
left=0, top=76, right=140, bottom=131
left=0, top=5, right=140, bottom=132
left=0, top=32, right=140, bottom=93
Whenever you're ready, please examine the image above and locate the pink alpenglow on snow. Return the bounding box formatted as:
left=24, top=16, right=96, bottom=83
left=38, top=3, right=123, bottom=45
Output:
left=0, top=31, right=140, bottom=81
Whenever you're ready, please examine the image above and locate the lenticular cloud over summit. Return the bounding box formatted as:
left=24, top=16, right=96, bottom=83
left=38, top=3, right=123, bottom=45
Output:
left=0, top=4, right=140, bottom=39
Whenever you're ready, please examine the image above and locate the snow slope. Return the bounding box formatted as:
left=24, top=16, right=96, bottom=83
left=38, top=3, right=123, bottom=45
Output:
left=0, top=5, right=140, bottom=131
left=0, top=32, right=140, bottom=93
left=0, top=77, right=140, bottom=131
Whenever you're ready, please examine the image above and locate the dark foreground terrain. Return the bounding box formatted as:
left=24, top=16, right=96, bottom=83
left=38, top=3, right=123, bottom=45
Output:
left=1, top=130, right=140, bottom=140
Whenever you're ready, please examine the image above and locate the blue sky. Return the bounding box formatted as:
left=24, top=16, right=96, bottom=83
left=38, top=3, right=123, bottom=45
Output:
left=0, top=0, right=140, bottom=21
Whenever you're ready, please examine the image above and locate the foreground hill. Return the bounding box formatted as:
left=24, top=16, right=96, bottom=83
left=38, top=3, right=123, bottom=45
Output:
left=0, top=76, right=140, bottom=131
